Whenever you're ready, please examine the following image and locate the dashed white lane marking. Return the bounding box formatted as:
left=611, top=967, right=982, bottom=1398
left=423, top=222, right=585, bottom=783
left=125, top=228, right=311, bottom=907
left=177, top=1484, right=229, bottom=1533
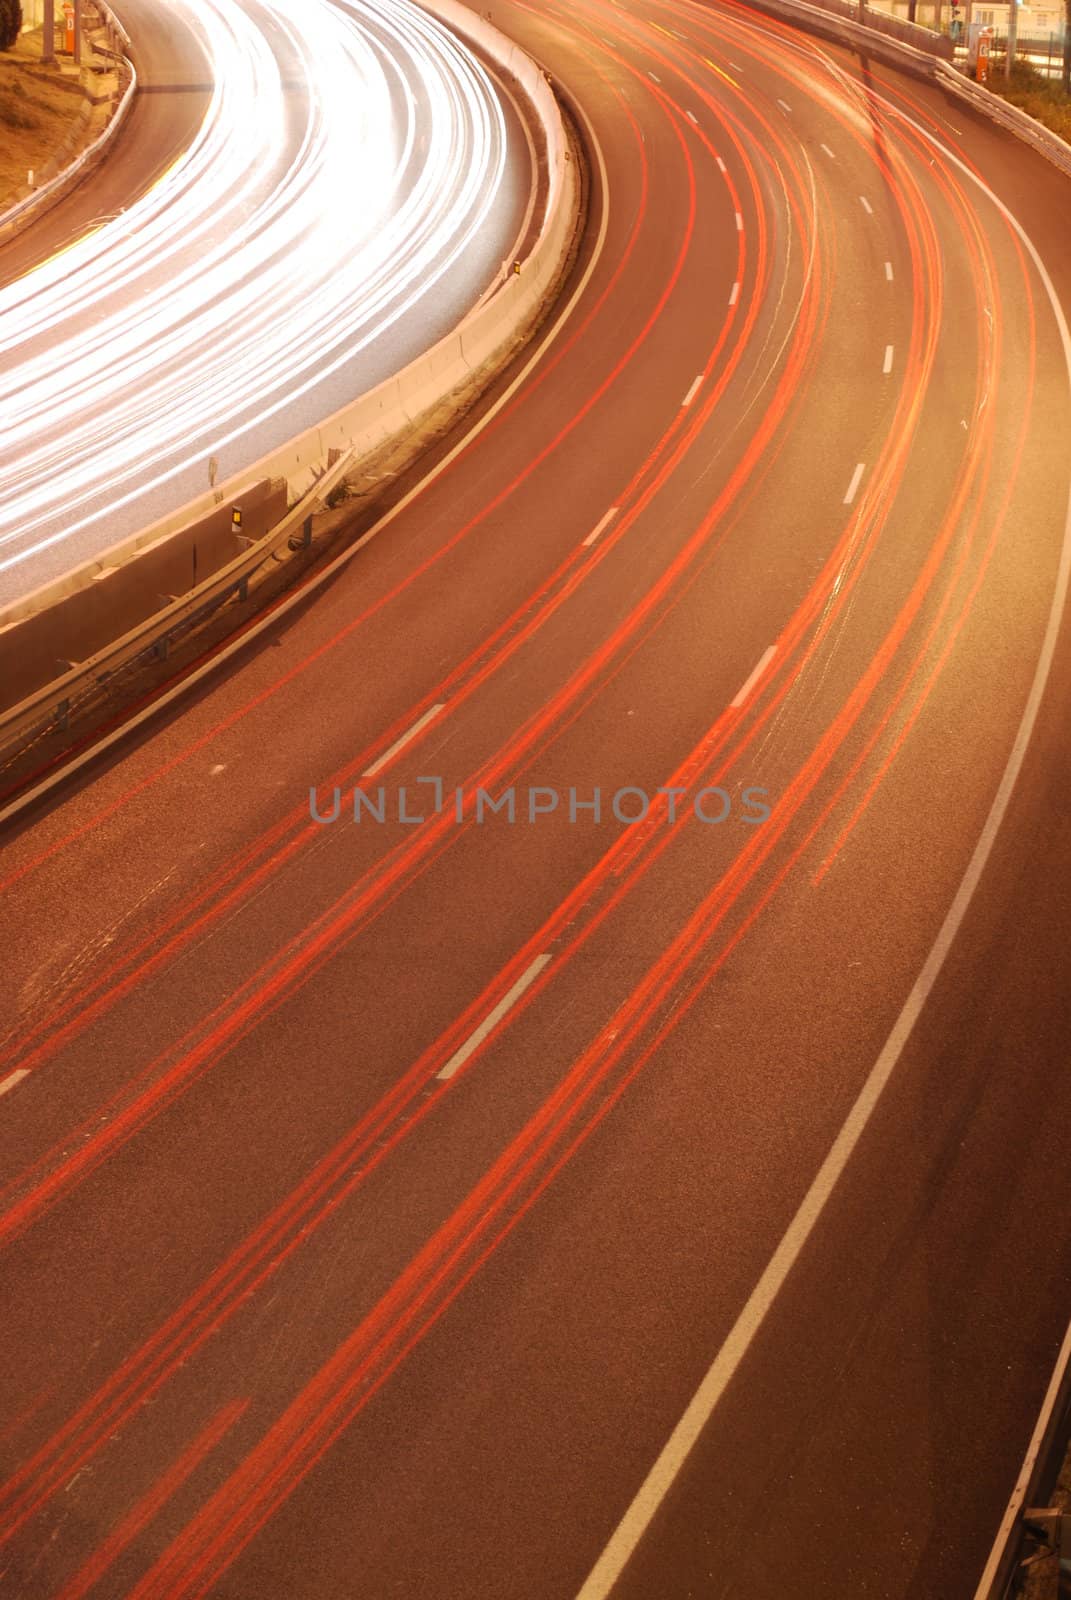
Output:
left=437, top=955, right=552, bottom=1081
left=843, top=462, right=866, bottom=505
left=735, top=211, right=744, bottom=231
left=0, top=1070, right=29, bottom=1100
left=777, top=97, right=792, bottom=113
left=683, top=375, right=703, bottom=407
left=820, top=141, right=835, bottom=158
left=883, top=344, right=894, bottom=374
left=209, top=763, right=226, bottom=776
left=730, top=645, right=777, bottom=709
left=729, top=281, right=740, bottom=306
left=648, top=70, right=660, bottom=83
left=362, top=703, right=446, bottom=779
left=885, top=260, right=894, bottom=281
left=729, top=59, right=744, bottom=70
left=686, top=109, right=698, bottom=123
left=716, top=155, right=727, bottom=173
left=584, top=507, right=619, bottom=547
left=579, top=109, right=1071, bottom=1600
left=860, top=194, right=874, bottom=214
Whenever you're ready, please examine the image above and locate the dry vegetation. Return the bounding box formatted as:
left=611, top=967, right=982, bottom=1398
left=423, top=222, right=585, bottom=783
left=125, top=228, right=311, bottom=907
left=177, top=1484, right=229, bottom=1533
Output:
left=987, top=59, right=1071, bottom=143
left=0, top=30, right=84, bottom=208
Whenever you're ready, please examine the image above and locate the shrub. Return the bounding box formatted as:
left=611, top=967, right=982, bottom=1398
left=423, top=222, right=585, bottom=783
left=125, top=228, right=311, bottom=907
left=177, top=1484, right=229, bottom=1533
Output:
left=988, top=58, right=1071, bottom=143
left=0, top=1, right=24, bottom=52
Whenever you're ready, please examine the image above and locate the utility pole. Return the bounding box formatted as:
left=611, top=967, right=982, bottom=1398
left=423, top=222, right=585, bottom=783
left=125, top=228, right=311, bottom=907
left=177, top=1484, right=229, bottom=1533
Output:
left=1006, top=0, right=1018, bottom=76
left=41, top=0, right=53, bottom=62
left=1064, top=0, right=1070, bottom=93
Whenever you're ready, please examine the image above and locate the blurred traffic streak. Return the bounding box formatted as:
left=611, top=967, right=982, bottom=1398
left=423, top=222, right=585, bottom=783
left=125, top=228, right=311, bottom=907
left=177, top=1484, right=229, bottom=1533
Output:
left=1, top=0, right=1070, bottom=1597
left=0, top=0, right=524, bottom=602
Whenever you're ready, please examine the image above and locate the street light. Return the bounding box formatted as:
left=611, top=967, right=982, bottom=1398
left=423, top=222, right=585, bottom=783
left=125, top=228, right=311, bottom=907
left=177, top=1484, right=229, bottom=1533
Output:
left=1005, top=0, right=1018, bottom=76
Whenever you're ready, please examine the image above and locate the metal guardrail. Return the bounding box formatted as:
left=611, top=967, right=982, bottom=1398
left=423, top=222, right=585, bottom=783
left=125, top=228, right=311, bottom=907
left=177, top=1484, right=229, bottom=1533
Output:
left=0, top=449, right=355, bottom=763
left=974, top=1317, right=1071, bottom=1598
left=93, top=0, right=131, bottom=51
left=935, top=58, right=1071, bottom=178
left=0, top=15, right=136, bottom=239
left=810, top=0, right=955, bottom=53
left=0, top=0, right=581, bottom=826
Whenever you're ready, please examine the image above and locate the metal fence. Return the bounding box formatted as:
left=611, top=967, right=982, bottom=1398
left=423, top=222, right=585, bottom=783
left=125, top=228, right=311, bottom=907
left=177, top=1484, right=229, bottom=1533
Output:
left=980, top=34, right=1071, bottom=80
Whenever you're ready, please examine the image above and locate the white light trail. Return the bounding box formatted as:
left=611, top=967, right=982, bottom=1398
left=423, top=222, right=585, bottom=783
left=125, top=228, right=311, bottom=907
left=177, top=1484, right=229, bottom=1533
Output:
left=0, top=0, right=509, bottom=593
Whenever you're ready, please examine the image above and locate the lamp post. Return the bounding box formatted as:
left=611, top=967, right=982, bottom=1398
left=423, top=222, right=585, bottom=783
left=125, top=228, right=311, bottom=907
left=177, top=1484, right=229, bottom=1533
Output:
left=1005, top=0, right=1018, bottom=75
left=41, top=0, right=53, bottom=61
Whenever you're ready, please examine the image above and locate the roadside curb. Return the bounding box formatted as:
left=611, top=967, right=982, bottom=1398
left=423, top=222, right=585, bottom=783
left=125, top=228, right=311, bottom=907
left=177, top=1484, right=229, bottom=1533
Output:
left=0, top=0, right=584, bottom=756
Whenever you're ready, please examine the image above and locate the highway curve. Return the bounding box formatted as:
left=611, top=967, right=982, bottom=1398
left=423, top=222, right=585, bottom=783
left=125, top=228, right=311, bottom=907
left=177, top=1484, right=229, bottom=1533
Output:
left=0, top=0, right=532, bottom=604
left=1, top=2, right=1070, bottom=1597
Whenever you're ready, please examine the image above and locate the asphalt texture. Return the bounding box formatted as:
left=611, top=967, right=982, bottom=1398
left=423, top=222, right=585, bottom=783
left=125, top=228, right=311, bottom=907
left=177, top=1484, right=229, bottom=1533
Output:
left=0, top=2, right=1070, bottom=1597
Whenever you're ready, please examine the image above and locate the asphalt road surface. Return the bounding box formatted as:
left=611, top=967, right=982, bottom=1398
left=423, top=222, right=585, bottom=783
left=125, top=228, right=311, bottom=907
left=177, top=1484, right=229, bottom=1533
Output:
left=1, top=2, right=1070, bottom=1597
left=0, top=0, right=532, bottom=605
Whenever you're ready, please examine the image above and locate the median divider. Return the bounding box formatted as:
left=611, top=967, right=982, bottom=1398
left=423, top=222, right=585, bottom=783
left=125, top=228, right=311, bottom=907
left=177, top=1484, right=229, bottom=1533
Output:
left=0, top=0, right=583, bottom=773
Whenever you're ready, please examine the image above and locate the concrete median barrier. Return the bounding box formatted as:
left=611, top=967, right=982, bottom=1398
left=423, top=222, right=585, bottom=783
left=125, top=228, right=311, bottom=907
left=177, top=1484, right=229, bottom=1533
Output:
left=0, top=0, right=582, bottom=729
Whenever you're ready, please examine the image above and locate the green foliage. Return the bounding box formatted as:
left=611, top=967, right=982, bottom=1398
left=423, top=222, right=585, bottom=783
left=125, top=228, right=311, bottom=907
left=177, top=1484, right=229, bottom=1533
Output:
left=988, top=57, right=1071, bottom=141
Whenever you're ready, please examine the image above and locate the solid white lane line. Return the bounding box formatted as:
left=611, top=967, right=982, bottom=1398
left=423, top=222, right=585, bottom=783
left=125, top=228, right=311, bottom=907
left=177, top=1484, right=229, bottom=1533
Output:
left=437, top=955, right=552, bottom=1080
left=777, top=97, right=791, bottom=112
left=361, top=703, right=445, bottom=778
left=729, top=281, right=740, bottom=306
left=883, top=345, right=894, bottom=374
left=686, top=109, right=698, bottom=123
left=716, top=155, right=727, bottom=173
left=735, top=211, right=743, bottom=231
left=584, top=507, right=619, bottom=547
left=580, top=103, right=1071, bottom=1600
left=0, top=1069, right=29, bottom=1099
left=885, top=260, right=894, bottom=281
left=730, top=645, right=776, bottom=709
left=682, top=375, right=703, bottom=407
left=843, top=462, right=865, bottom=505
left=820, top=142, right=835, bottom=158
left=860, top=194, right=874, bottom=214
